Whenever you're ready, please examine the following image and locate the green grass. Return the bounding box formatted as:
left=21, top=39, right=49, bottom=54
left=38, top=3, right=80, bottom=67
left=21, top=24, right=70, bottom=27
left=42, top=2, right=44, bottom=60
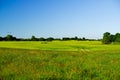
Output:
left=0, top=41, right=120, bottom=80
left=0, top=41, right=120, bottom=51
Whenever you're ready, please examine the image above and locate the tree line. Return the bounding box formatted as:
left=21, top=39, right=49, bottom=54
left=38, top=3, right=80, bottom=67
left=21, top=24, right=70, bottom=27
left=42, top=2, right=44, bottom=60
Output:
left=0, top=32, right=119, bottom=44
left=0, top=35, right=97, bottom=41
left=102, top=32, right=120, bottom=44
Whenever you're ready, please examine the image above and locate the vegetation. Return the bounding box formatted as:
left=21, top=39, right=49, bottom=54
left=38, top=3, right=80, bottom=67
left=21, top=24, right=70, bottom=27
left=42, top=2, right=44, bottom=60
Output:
left=0, top=32, right=119, bottom=43
left=102, top=32, right=111, bottom=44
left=0, top=34, right=97, bottom=41
left=0, top=32, right=120, bottom=79
left=102, top=32, right=120, bottom=44
left=0, top=41, right=120, bottom=51
left=0, top=41, right=120, bottom=80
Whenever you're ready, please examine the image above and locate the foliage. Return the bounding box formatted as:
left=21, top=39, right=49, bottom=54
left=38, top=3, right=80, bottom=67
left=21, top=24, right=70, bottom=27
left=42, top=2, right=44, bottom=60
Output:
left=0, top=35, right=91, bottom=41
left=39, top=37, right=45, bottom=41
left=5, top=34, right=16, bottom=41
left=31, top=35, right=38, bottom=41
left=115, top=33, right=120, bottom=42
left=0, top=32, right=119, bottom=42
left=102, top=32, right=111, bottom=44
left=110, top=34, right=115, bottom=42
left=0, top=36, right=3, bottom=41
left=102, top=32, right=120, bottom=44
left=46, top=37, right=54, bottom=41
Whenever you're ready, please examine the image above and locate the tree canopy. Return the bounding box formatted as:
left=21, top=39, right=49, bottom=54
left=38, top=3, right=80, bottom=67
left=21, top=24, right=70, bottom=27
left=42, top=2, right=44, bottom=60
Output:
left=0, top=32, right=119, bottom=43
left=102, top=32, right=120, bottom=44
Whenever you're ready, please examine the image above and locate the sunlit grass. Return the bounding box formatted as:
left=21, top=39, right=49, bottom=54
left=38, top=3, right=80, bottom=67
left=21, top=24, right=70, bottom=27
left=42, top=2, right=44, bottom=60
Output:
left=0, top=41, right=120, bottom=51
left=0, top=41, right=120, bottom=79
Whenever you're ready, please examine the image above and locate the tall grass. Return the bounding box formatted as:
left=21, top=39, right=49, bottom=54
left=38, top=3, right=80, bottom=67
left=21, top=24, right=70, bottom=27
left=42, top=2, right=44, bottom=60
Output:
left=0, top=48, right=120, bottom=80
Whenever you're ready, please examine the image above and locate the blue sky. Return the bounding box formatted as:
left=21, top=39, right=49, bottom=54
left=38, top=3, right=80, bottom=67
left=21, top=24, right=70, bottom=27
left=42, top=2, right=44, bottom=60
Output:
left=0, top=0, right=120, bottom=39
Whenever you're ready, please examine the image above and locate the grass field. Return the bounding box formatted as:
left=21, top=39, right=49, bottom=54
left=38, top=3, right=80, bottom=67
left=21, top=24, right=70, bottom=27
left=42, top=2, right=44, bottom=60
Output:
left=0, top=41, right=120, bottom=80
left=0, top=41, right=120, bottom=51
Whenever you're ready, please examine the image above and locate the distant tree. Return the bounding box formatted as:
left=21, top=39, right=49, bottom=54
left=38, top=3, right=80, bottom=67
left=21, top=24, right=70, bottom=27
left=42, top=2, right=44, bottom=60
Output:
left=54, top=38, right=61, bottom=41
left=23, top=38, right=31, bottom=41
left=46, top=37, right=54, bottom=41
left=5, top=34, right=14, bottom=41
left=70, top=36, right=78, bottom=40
left=70, top=37, right=74, bottom=40
left=88, top=39, right=96, bottom=41
left=62, top=37, right=70, bottom=41
left=31, top=35, right=37, bottom=41
left=0, top=36, right=3, bottom=41
left=115, top=33, right=120, bottom=42
left=110, top=34, right=115, bottom=42
left=102, top=32, right=111, bottom=44
left=39, top=37, right=45, bottom=41
left=82, top=37, right=86, bottom=41
left=74, top=36, right=78, bottom=40
left=78, top=38, right=82, bottom=41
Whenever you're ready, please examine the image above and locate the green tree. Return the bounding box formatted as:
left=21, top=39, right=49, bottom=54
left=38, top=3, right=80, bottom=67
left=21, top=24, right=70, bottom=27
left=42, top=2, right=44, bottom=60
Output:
left=46, top=37, right=54, bottom=41
left=74, top=36, right=78, bottom=40
left=39, top=37, right=45, bottom=41
left=102, top=32, right=111, bottom=44
left=5, top=34, right=14, bottom=41
left=82, top=37, right=86, bottom=41
left=31, top=35, right=37, bottom=41
left=71, top=36, right=78, bottom=40
left=115, top=33, right=120, bottom=42
left=110, top=34, right=115, bottom=42
left=62, top=37, right=70, bottom=41
left=0, top=36, right=3, bottom=41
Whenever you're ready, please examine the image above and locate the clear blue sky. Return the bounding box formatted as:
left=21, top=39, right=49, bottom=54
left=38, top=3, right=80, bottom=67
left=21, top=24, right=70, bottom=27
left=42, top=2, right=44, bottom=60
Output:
left=0, top=0, right=120, bottom=39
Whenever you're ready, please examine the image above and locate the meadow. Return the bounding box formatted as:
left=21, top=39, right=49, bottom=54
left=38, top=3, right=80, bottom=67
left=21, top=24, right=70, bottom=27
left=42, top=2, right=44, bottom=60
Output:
left=0, top=41, right=120, bottom=80
left=0, top=41, right=120, bottom=51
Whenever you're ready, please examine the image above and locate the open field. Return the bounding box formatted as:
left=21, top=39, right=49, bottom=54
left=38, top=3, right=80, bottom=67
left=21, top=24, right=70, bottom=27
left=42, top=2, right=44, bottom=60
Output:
left=0, top=41, right=120, bottom=80
left=0, top=41, right=120, bottom=51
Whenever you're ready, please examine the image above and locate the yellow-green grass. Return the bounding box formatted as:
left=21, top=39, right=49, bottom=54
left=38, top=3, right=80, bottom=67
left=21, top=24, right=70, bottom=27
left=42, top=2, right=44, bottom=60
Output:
left=0, top=48, right=120, bottom=80
left=0, top=41, right=120, bottom=80
left=0, top=41, right=120, bottom=51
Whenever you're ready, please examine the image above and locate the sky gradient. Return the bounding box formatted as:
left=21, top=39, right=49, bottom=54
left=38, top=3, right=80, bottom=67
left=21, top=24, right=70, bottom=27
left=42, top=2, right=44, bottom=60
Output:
left=0, top=0, right=120, bottom=39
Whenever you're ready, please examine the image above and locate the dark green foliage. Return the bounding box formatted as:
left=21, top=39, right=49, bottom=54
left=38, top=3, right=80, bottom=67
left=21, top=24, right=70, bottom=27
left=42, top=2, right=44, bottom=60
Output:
left=62, top=37, right=70, bottom=40
left=31, top=35, right=38, bottom=41
left=102, top=32, right=111, bottom=44
left=4, top=34, right=16, bottom=41
left=74, top=36, right=78, bottom=40
left=0, top=36, right=3, bottom=41
left=102, top=32, right=120, bottom=44
left=0, top=32, right=119, bottom=42
left=39, top=37, right=45, bottom=41
left=5, top=35, right=13, bottom=41
left=46, top=37, right=54, bottom=41
left=82, top=37, right=86, bottom=41
left=0, top=34, right=93, bottom=41
left=110, top=34, right=115, bottom=42
left=54, top=38, right=61, bottom=41
left=115, top=33, right=120, bottom=42
left=70, top=36, right=78, bottom=40
left=62, top=36, right=87, bottom=41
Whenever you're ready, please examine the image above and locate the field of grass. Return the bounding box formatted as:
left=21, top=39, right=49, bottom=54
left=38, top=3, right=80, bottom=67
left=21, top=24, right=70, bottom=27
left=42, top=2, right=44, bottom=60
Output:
left=0, top=41, right=120, bottom=80
left=0, top=41, right=120, bottom=51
